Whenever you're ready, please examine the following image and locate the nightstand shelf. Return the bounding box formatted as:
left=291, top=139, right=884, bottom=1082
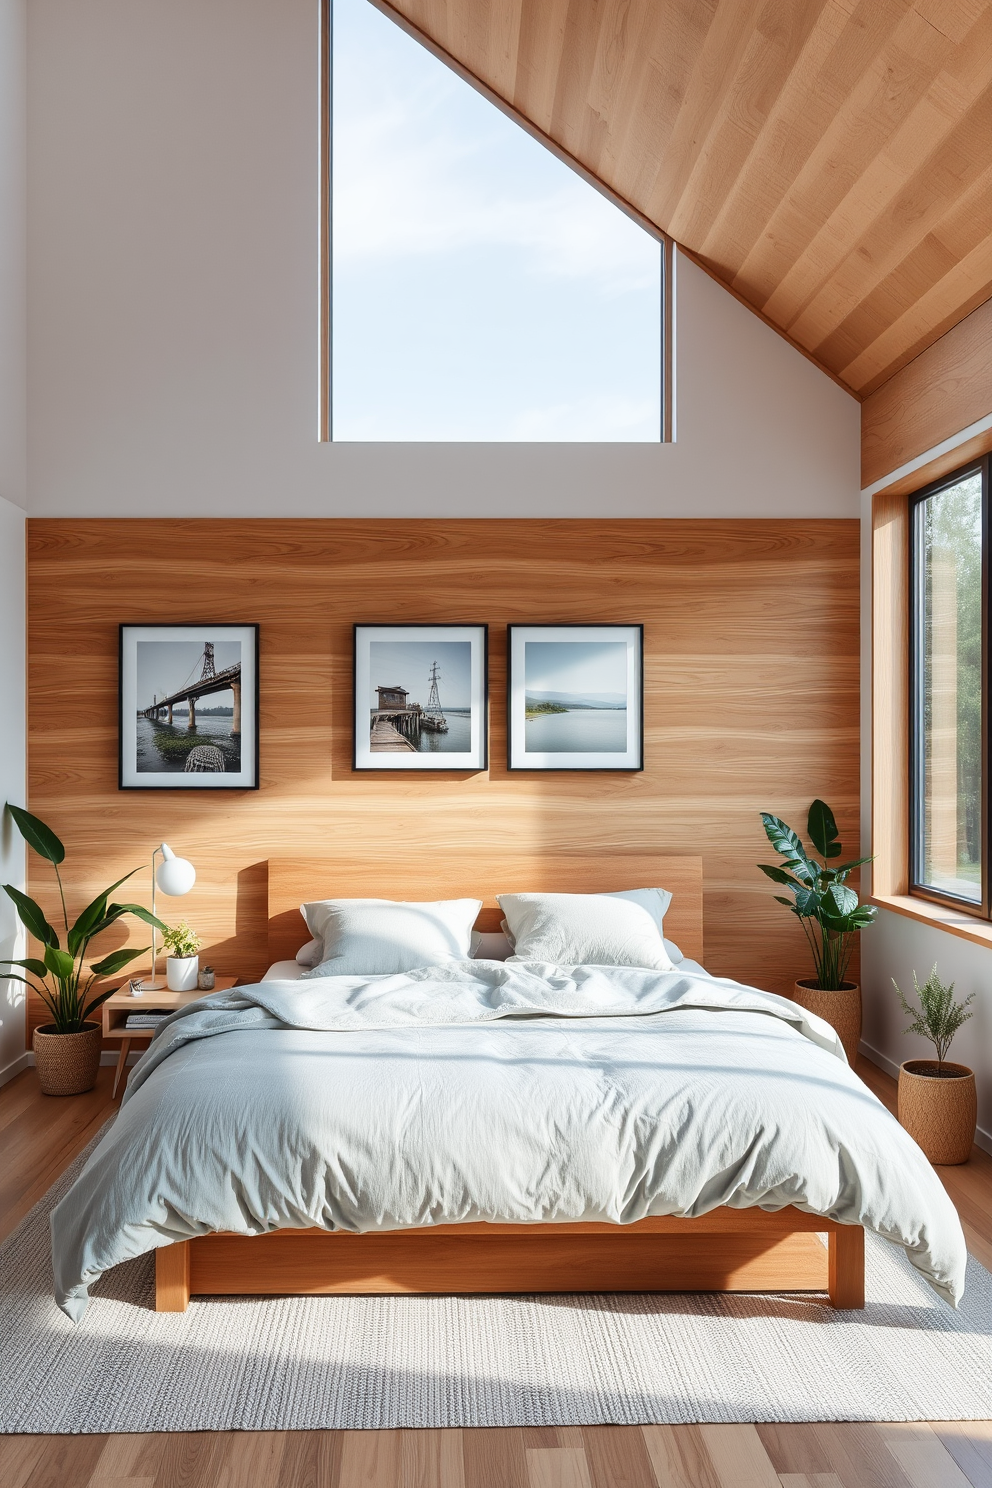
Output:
left=102, top=977, right=239, bottom=1097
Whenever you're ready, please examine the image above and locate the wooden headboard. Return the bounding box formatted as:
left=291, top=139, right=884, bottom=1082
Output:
left=267, top=855, right=704, bottom=965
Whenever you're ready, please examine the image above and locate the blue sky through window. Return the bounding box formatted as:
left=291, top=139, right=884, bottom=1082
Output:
left=331, top=0, right=662, bottom=442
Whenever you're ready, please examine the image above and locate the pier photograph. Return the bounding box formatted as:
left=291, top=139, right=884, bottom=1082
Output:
left=119, top=624, right=259, bottom=790
left=507, top=624, right=642, bottom=771
left=353, top=624, right=488, bottom=771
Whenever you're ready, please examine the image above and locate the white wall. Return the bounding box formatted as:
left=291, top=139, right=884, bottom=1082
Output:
left=26, top=0, right=860, bottom=521
left=0, top=0, right=26, bottom=1085
left=0, top=495, right=25, bottom=1084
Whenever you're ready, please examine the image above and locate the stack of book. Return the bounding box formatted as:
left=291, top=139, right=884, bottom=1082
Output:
left=124, top=1012, right=170, bottom=1030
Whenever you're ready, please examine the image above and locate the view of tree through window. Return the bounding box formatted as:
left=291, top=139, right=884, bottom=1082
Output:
left=914, top=469, right=983, bottom=903
left=331, top=0, right=662, bottom=441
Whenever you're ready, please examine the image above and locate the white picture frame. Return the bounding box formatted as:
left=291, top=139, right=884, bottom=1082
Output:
left=353, top=624, right=489, bottom=771
left=507, top=624, right=644, bottom=771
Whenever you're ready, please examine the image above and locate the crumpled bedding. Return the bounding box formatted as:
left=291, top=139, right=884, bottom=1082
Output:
left=50, top=960, right=968, bottom=1319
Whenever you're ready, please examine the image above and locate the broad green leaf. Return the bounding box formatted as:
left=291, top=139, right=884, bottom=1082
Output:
left=758, top=863, right=804, bottom=887
left=88, top=946, right=147, bottom=977
left=115, top=903, right=168, bottom=931
left=825, top=882, right=858, bottom=918
left=68, top=870, right=138, bottom=953
left=793, top=885, right=821, bottom=917
left=759, top=815, right=815, bottom=881
left=832, top=855, right=873, bottom=876
left=807, top=799, right=841, bottom=860
left=3, top=884, right=58, bottom=946
left=0, top=956, right=49, bottom=977
left=43, top=943, right=75, bottom=979
left=5, top=804, right=65, bottom=864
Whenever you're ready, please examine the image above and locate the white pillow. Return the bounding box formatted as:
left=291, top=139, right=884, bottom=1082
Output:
left=300, top=898, right=482, bottom=977
left=497, top=891, right=674, bottom=971
left=296, top=938, right=322, bottom=967
left=500, top=888, right=675, bottom=948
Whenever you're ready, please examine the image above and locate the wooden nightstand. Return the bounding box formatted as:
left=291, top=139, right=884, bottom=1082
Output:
left=102, top=976, right=240, bottom=1097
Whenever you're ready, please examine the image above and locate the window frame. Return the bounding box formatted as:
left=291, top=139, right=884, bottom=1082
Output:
left=908, top=453, right=991, bottom=918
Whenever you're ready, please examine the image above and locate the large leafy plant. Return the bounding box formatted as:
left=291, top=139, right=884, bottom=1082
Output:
left=1, top=804, right=166, bottom=1033
left=758, top=800, right=877, bottom=990
left=892, top=965, right=974, bottom=1072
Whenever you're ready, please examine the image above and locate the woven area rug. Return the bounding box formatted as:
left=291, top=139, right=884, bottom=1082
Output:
left=2, top=1129, right=989, bottom=1432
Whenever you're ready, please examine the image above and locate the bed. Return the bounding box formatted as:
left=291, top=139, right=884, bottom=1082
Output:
left=49, top=854, right=968, bottom=1320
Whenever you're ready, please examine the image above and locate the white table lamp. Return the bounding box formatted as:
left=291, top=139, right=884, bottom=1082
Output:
left=146, top=842, right=196, bottom=990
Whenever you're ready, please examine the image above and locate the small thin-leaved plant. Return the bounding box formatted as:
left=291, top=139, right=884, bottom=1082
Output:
left=892, top=965, right=975, bottom=1074
left=161, top=921, right=201, bottom=961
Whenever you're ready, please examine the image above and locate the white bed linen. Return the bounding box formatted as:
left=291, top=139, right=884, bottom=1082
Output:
left=50, top=961, right=967, bottom=1320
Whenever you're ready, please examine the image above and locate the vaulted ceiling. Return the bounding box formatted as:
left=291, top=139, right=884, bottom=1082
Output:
left=378, top=0, right=992, bottom=398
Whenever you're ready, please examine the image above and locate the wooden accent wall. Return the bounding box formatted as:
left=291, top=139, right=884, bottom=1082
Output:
left=862, top=297, right=992, bottom=492
left=26, top=519, right=859, bottom=1041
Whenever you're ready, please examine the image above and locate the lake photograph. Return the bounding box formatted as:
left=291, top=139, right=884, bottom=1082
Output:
left=524, top=639, right=628, bottom=754
left=368, top=639, right=472, bottom=754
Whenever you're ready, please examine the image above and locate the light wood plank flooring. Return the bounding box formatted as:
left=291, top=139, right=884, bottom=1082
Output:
left=2, top=1058, right=990, bottom=1488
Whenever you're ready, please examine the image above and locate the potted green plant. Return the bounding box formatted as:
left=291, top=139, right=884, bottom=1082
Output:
left=758, top=799, right=877, bottom=1064
left=1, top=804, right=165, bottom=1095
left=892, top=966, right=976, bottom=1164
left=161, top=920, right=202, bottom=991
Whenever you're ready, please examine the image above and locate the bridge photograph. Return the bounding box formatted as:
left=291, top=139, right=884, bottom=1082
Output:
left=134, top=637, right=243, bottom=775
left=367, top=638, right=472, bottom=756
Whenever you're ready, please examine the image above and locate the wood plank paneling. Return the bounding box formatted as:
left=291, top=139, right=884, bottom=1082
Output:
left=861, top=297, right=992, bottom=490
left=24, top=519, right=859, bottom=1044
left=376, top=0, right=992, bottom=395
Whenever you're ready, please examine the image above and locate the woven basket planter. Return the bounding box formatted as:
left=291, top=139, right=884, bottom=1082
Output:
left=791, top=979, right=861, bottom=1066
left=898, top=1060, right=976, bottom=1165
left=32, top=1022, right=102, bottom=1096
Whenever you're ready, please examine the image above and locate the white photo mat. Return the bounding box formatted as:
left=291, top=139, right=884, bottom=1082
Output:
left=507, top=624, right=643, bottom=771
left=353, top=624, right=488, bottom=771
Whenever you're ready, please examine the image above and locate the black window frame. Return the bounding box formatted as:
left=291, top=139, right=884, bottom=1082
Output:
left=909, top=453, right=991, bottom=917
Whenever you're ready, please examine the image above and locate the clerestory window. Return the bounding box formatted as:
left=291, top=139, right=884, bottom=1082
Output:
left=324, top=0, right=667, bottom=442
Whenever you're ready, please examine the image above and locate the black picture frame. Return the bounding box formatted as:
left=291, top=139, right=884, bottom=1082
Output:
left=507, top=623, right=644, bottom=771
left=119, top=623, right=260, bottom=790
left=353, top=623, right=489, bottom=771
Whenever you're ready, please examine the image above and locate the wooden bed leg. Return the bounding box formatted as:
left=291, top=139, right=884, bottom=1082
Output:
left=156, top=1240, right=191, bottom=1312
left=828, top=1226, right=865, bottom=1309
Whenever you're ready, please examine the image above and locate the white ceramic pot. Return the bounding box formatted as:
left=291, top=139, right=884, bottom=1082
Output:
left=166, top=954, right=199, bottom=991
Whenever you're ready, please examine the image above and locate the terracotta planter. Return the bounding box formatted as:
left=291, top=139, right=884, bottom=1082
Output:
left=32, top=1022, right=102, bottom=1096
left=898, top=1060, right=976, bottom=1165
left=791, top=979, right=861, bottom=1066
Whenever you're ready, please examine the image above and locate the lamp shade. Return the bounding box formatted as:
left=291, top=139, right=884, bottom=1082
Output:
left=155, top=843, right=196, bottom=896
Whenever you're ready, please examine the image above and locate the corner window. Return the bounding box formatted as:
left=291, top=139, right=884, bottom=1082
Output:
left=910, top=458, right=988, bottom=911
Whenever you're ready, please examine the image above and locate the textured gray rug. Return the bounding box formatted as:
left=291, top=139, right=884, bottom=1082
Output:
left=1, top=1128, right=990, bottom=1432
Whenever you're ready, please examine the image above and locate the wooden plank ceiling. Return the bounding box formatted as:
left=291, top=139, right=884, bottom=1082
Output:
left=378, top=0, right=992, bottom=398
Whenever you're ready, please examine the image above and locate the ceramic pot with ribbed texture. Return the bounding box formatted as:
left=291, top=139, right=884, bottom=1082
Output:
left=791, top=979, right=861, bottom=1066
left=32, top=1022, right=102, bottom=1096
left=898, top=1060, right=976, bottom=1165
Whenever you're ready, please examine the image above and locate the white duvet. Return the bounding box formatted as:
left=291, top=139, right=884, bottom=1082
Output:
left=50, top=961, right=968, bottom=1319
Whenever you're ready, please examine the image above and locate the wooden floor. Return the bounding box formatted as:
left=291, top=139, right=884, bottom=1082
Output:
left=2, top=1057, right=991, bottom=1488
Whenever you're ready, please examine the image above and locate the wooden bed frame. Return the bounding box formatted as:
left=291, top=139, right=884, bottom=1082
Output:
left=155, top=854, right=866, bottom=1312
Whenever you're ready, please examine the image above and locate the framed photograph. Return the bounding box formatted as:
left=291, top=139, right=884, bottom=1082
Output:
left=507, top=624, right=643, bottom=771
left=354, top=624, right=488, bottom=771
left=119, top=624, right=259, bottom=790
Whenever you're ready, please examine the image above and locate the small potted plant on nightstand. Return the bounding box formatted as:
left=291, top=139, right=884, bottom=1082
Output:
left=892, top=966, right=976, bottom=1165
left=758, top=799, right=877, bottom=1064
left=1, top=804, right=165, bottom=1095
left=161, top=920, right=202, bottom=991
